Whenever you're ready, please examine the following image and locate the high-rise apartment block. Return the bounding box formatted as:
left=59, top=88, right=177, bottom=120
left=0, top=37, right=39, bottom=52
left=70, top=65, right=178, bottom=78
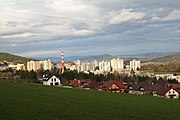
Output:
left=110, top=58, right=124, bottom=72
left=130, top=60, right=140, bottom=71
left=41, top=59, right=52, bottom=71
left=27, top=59, right=52, bottom=71
left=99, top=60, right=111, bottom=72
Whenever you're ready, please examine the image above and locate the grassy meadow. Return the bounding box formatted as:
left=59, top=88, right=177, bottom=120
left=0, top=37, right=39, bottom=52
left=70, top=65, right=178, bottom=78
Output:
left=0, top=81, right=180, bottom=120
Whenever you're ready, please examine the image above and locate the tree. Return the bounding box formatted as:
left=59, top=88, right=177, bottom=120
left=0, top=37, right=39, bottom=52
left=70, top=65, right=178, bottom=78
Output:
left=29, top=70, right=37, bottom=82
left=168, top=79, right=179, bottom=84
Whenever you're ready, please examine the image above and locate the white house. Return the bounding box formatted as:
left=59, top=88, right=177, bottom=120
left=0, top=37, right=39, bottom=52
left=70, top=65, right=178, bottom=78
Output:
left=164, top=88, right=179, bottom=99
left=43, top=75, right=62, bottom=86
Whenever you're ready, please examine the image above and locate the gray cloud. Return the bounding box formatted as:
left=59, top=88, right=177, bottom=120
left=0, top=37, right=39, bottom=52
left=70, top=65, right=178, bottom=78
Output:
left=0, top=0, right=180, bottom=57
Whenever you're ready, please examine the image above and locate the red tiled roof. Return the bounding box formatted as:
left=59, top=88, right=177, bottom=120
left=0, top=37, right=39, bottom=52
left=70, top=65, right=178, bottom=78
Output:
left=69, top=80, right=78, bottom=87
left=115, top=81, right=127, bottom=89
left=171, top=84, right=180, bottom=89
left=156, top=86, right=171, bottom=95
left=0, top=61, right=3, bottom=65
left=101, top=81, right=126, bottom=90
left=88, top=82, right=97, bottom=89
left=70, top=79, right=91, bottom=87
left=101, top=82, right=113, bottom=90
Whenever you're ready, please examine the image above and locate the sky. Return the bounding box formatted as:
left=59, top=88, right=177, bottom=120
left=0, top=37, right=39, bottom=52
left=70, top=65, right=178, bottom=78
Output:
left=0, top=0, right=180, bottom=58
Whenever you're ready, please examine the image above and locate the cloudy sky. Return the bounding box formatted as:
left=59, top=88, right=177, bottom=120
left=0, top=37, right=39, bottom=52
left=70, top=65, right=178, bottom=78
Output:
left=0, top=0, right=180, bottom=58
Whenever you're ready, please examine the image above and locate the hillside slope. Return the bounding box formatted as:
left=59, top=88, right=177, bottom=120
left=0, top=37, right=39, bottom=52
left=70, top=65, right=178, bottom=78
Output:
left=0, top=81, right=180, bottom=120
left=152, top=52, right=180, bottom=62
left=0, top=52, right=33, bottom=63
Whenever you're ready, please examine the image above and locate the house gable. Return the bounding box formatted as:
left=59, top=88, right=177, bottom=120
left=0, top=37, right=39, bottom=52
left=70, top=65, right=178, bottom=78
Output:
left=165, top=88, right=179, bottom=99
left=109, top=83, right=120, bottom=90
left=43, top=75, right=61, bottom=86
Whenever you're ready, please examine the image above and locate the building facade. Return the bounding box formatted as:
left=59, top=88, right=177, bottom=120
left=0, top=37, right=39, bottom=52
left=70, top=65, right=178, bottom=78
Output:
left=111, top=58, right=124, bottom=72
left=27, top=59, right=52, bottom=71
left=130, top=60, right=140, bottom=71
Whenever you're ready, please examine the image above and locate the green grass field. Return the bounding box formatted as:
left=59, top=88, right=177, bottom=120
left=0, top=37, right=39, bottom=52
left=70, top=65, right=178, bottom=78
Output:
left=0, top=81, right=180, bottom=120
left=153, top=71, right=180, bottom=75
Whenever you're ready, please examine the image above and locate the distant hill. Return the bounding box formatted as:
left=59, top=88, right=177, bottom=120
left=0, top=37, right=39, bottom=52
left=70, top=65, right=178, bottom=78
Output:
left=38, top=56, right=84, bottom=62
left=76, top=53, right=173, bottom=63
left=36, top=52, right=179, bottom=63
left=77, top=54, right=114, bottom=62
left=0, top=52, right=33, bottom=64
left=39, top=54, right=115, bottom=62
left=152, top=52, right=180, bottom=62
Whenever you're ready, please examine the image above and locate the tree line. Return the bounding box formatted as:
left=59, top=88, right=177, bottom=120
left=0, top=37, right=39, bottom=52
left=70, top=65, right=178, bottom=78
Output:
left=0, top=67, right=178, bottom=84
left=141, top=62, right=180, bottom=72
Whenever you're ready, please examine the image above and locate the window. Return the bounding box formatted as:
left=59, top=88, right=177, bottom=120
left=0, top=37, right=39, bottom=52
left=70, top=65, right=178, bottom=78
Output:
left=54, top=78, right=56, bottom=81
left=50, top=83, right=53, bottom=85
left=169, top=91, right=171, bottom=94
left=51, top=78, right=53, bottom=82
left=173, top=91, right=175, bottom=94
left=55, top=82, right=59, bottom=85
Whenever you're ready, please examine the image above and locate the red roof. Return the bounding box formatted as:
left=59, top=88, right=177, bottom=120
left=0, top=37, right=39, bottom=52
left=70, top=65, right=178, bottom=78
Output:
left=156, top=86, right=171, bottom=95
left=115, top=81, right=127, bottom=89
left=0, top=61, right=3, bottom=65
left=69, top=80, right=78, bottom=87
left=171, top=84, right=180, bottom=89
left=101, top=81, right=127, bottom=90
left=88, top=82, right=97, bottom=89
left=69, top=79, right=91, bottom=87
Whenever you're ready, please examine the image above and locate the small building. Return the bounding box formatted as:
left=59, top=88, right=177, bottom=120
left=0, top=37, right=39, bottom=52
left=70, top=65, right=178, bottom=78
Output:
left=16, top=64, right=25, bottom=70
left=0, top=61, right=3, bottom=65
left=157, top=84, right=180, bottom=99
left=126, top=82, right=161, bottom=96
left=165, top=88, right=179, bottom=99
left=43, top=75, right=62, bottom=86
left=100, top=81, right=127, bottom=93
left=69, top=79, right=91, bottom=88
left=126, top=83, right=145, bottom=95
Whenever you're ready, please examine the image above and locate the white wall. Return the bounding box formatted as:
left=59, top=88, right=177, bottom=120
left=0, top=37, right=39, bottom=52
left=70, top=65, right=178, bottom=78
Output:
left=165, top=89, right=179, bottom=99
left=43, top=75, right=62, bottom=86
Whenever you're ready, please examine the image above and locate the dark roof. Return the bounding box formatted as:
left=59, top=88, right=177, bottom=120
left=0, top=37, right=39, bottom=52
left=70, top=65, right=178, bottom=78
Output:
left=127, top=82, right=162, bottom=92
left=171, top=84, right=180, bottom=89
left=70, top=79, right=92, bottom=87
left=69, top=80, right=78, bottom=87
left=156, top=86, right=171, bottom=95
left=88, top=82, right=98, bottom=89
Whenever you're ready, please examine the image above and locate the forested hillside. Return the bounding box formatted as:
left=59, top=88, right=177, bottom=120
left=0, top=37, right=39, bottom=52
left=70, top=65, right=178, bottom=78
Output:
left=0, top=52, right=32, bottom=63
left=152, top=52, right=180, bottom=62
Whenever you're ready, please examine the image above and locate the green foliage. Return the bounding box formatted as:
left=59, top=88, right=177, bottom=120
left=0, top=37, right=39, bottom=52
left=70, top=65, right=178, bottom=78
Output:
left=152, top=52, right=180, bottom=62
left=1, top=82, right=180, bottom=120
left=167, top=79, right=179, bottom=84
left=141, top=62, right=180, bottom=72
left=0, top=52, right=33, bottom=64
left=0, top=69, right=37, bottom=82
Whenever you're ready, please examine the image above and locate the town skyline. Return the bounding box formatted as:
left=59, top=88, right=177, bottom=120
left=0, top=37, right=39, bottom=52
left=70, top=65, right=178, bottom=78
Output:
left=0, top=0, right=180, bottom=57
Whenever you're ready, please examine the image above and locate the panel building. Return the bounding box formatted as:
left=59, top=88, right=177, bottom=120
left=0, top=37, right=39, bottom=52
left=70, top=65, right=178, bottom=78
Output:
left=27, top=59, right=52, bottom=71
left=111, top=58, right=124, bottom=72
left=99, top=60, right=111, bottom=72
left=130, top=60, right=140, bottom=71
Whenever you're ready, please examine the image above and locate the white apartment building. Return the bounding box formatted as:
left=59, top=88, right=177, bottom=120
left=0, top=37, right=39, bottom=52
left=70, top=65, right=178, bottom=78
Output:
left=75, top=60, right=81, bottom=72
left=130, top=59, right=140, bottom=71
left=80, top=62, right=86, bottom=72
left=99, top=60, right=111, bottom=72
left=27, top=60, right=41, bottom=71
left=41, top=59, right=51, bottom=71
left=16, top=64, right=25, bottom=70
left=27, top=59, right=52, bottom=71
left=111, top=58, right=124, bottom=72
left=91, top=60, right=98, bottom=71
